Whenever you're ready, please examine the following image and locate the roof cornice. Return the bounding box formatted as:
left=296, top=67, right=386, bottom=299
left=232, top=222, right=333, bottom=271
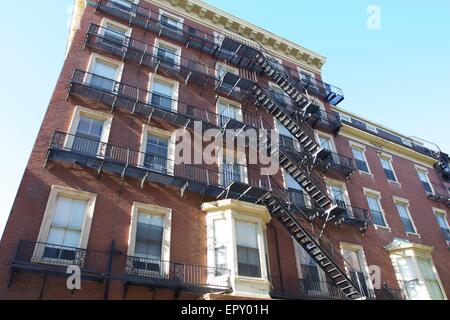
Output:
left=147, top=0, right=326, bottom=73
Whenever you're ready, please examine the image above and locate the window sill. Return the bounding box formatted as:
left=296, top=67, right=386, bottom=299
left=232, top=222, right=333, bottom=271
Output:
left=235, top=276, right=270, bottom=285
left=358, top=171, right=374, bottom=178
left=388, top=180, right=402, bottom=187
left=374, top=225, right=391, bottom=232
left=406, top=232, right=421, bottom=239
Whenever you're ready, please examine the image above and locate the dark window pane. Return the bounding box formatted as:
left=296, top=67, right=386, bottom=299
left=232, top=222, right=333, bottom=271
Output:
left=237, top=246, right=261, bottom=278
left=384, top=169, right=397, bottom=182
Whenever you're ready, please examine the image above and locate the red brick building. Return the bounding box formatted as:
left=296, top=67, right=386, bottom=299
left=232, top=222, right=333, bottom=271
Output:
left=0, top=0, right=449, bottom=300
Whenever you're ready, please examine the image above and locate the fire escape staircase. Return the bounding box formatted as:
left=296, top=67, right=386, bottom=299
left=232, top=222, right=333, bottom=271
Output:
left=260, top=194, right=364, bottom=300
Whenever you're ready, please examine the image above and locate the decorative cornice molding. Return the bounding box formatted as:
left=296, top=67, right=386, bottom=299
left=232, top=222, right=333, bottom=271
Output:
left=147, top=0, right=326, bottom=73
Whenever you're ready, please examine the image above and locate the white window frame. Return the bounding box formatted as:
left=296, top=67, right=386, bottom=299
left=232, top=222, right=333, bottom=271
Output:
left=297, top=67, right=318, bottom=88
left=325, top=177, right=351, bottom=208
left=216, top=96, right=243, bottom=124
left=433, top=208, right=450, bottom=246
left=349, top=140, right=373, bottom=177
left=387, top=243, right=447, bottom=300
left=415, top=165, right=435, bottom=194
left=100, top=17, right=132, bottom=38
left=363, top=187, right=390, bottom=231
left=215, top=61, right=239, bottom=79
left=86, top=53, right=124, bottom=83
left=218, top=147, right=248, bottom=186
left=203, top=200, right=271, bottom=298
left=148, top=73, right=179, bottom=112
left=316, top=132, right=337, bottom=153
left=393, top=196, right=420, bottom=237
left=139, top=125, right=176, bottom=175
left=154, top=38, right=182, bottom=66
left=340, top=242, right=375, bottom=297
left=66, top=105, right=113, bottom=155
left=33, top=186, right=97, bottom=264
left=127, top=202, right=172, bottom=261
left=159, top=9, right=184, bottom=29
left=379, top=152, right=400, bottom=185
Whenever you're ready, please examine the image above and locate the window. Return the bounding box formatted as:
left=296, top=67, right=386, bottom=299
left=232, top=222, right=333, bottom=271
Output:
left=159, top=10, right=183, bottom=32
left=217, top=99, right=242, bottom=127
left=329, top=184, right=346, bottom=209
left=318, top=135, right=333, bottom=152
left=298, top=69, right=318, bottom=90
left=72, top=115, right=104, bottom=156
left=111, top=0, right=136, bottom=10
left=352, top=146, right=370, bottom=173
left=144, top=134, right=169, bottom=174
left=395, top=201, right=416, bottom=234
left=101, top=20, right=130, bottom=48
left=213, top=219, right=228, bottom=276
left=236, top=221, right=261, bottom=278
left=67, top=106, right=113, bottom=157
left=386, top=239, right=446, bottom=300
left=380, top=156, right=397, bottom=182
left=365, top=194, right=387, bottom=227
left=284, top=170, right=312, bottom=209
left=140, top=126, right=175, bottom=175
left=416, top=257, right=445, bottom=300
left=220, top=150, right=247, bottom=187
left=87, top=55, right=122, bottom=91
left=269, top=83, right=291, bottom=107
left=127, top=202, right=172, bottom=277
left=35, top=186, right=97, bottom=265
left=297, top=244, right=323, bottom=292
left=216, top=62, right=239, bottom=79
left=155, top=40, right=180, bottom=67
left=416, top=168, right=433, bottom=194
left=149, top=76, right=178, bottom=111
left=434, top=210, right=450, bottom=242
left=341, top=245, right=371, bottom=298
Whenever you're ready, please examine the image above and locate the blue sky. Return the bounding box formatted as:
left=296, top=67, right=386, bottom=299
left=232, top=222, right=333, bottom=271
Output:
left=0, top=0, right=449, bottom=236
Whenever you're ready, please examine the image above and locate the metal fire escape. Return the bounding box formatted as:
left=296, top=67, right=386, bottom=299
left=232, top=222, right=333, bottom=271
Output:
left=67, top=0, right=365, bottom=299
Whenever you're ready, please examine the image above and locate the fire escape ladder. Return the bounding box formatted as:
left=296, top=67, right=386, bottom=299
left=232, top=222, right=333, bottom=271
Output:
left=260, top=194, right=364, bottom=300
left=253, top=51, right=312, bottom=112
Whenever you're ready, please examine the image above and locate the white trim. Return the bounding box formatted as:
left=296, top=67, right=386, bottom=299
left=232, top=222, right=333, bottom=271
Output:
left=415, top=166, right=435, bottom=194
left=100, top=17, right=132, bottom=37
left=378, top=152, right=400, bottom=184
left=154, top=38, right=182, bottom=66
left=33, top=186, right=97, bottom=265
left=86, top=53, right=124, bottom=82
left=363, top=187, right=391, bottom=231
left=159, top=8, right=185, bottom=26
left=393, top=196, right=420, bottom=237
left=349, top=140, right=373, bottom=176
left=216, top=96, right=243, bottom=125
left=217, top=146, right=248, bottom=186
left=148, top=73, right=180, bottom=112
left=339, top=242, right=375, bottom=294
left=432, top=208, right=450, bottom=245
left=387, top=245, right=447, bottom=300
left=139, top=125, right=175, bottom=175
left=216, top=61, right=239, bottom=78
left=127, top=202, right=172, bottom=262
left=316, top=131, right=337, bottom=153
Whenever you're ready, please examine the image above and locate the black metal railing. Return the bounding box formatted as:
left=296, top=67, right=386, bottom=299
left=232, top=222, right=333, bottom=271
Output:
left=11, top=240, right=232, bottom=292
left=307, top=109, right=342, bottom=133
left=95, top=0, right=344, bottom=105
left=12, top=240, right=110, bottom=280
left=114, top=254, right=231, bottom=291
left=69, top=70, right=263, bottom=130
left=317, top=151, right=356, bottom=178
left=423, top=182, right=450, bottom=206
left=374, top=287, right=405, bottom=300
left=270, top=276, right=347, bottom=300
left=336, top=204, right=371, bottom=226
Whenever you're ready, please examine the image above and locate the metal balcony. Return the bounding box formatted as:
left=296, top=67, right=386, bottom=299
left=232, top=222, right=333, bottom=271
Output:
left=315, top=151, right=357, bottom=180
left=422, top=182, right=450, bottom=207
left=114, top=254, right=231, bottom=297
left=95, top=0, right=345, bottom=105
left=333, top=203, right=371, bottom=233
left=85, top=24, right=216, bottom=87
left=9, top=240, right=232, bottom=298
left=306, top=109, right=342, bottom=134
left=270, top=276, right=347, bottom=300
left=68, top=70, right=263, bottom=133
left=10, top=240, right=110, bottom=284
left=373, top=287, right=405, bottom=300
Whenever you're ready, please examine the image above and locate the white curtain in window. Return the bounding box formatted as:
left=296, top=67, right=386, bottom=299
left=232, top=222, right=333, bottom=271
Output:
left=92, top=60, right=117, bottom=80
left=153, top=81, right=173, bottom=97
left=416, top=258, right=444, bottom=300
left=236, top=221, right=258, bottom=249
